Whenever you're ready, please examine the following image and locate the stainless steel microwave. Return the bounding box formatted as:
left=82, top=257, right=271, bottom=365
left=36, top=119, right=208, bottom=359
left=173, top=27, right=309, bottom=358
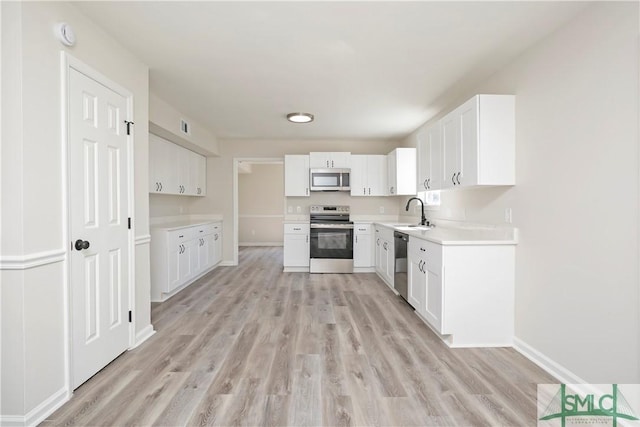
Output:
left=309, top=168, right=350, bottom=192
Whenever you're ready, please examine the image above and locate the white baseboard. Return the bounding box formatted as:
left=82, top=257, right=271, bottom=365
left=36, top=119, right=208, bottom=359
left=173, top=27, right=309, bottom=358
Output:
left=0, top=386, right=69, bottom=427
left=219, top=261, right=235, bottom=266
left=513, top=336, right=587, bottom=384
left=239, top=242, right=283, bottom=247
left=132, top=325, right=156, bottom=349
left=283, top=267, right=310, bottom=272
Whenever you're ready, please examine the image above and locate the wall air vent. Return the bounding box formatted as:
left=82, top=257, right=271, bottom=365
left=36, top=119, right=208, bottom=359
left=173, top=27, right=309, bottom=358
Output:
left=180, top=119, right=191, bottom=136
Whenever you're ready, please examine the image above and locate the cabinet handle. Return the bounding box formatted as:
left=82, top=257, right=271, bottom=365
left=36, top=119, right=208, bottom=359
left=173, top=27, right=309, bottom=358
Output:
left=215, top=234, right=219, bottom=240
left=419, top=260, right=423, bottom=272
left=383, top=242, right=388, bottom=250
left=452, top=173, right=456, bottom=185
left=424, top=179, right=428, bottom=190
left=377, top=238, right=380, bottom=245
left=427, top=178, right=431, bottom=189
left=331, top=160, right=334, bottom=168
left=159, top=182, right=162, bottom=191
left=390, top=186, right=394, bottom=194
left=363, top=188, right=366, bottom=195
left=368, top=188, right=371, bottom=195
left=355, top=235, right=358, bottom=243
left=456, top=172, right=461, bottom=185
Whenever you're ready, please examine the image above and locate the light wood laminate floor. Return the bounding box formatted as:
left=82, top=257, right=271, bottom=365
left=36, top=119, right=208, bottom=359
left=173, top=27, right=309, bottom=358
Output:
left=45, top=246, right=554, bottom=426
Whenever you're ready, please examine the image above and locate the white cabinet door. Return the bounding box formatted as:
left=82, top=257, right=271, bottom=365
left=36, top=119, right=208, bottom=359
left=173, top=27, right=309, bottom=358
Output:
left=351, top=155, right=387, bottom=197
left=309, top=152, right=331, bottom=168
left=149, top=135, right=176, bottom=194
left=353, top=224, right=373, bottom=267
left=407, top=255, right=425, bottom=313
left=310, top=152, right=351, bottom=168
left=284, top=155, right=310, bottom=197
left=188, top=151, right=206, bottom=196
left=441, top=109, right=461, bottom=189
left=283, top=224, right=309, bottom=268
left=417, top=125, right=442, bottom=191
left=440, top=95, right=515, bottom=189
left=374, top=228, right=383, bottom=275
left=350, top=155, right=368, bottom=196
left=423, top=259, right=443, bottom=332
left=212, top=229, right=222, bottom=266
left=368, top=155, right=388, bottom=196
left=387, top=150, right=397, bottom=195
left=330, top=152, right=351, bottom=168
left=283, top=234, right=310, bottom=267
left=387, top=148, right=416, bottom=196
left=175, top=146, right=191, bottom=195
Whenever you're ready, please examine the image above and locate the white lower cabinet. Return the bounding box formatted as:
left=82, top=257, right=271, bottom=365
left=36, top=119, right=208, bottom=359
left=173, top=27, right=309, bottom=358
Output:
left=151, top=221, right=223, bottom=302
left=407, top=235, right=514, bottom=347
left=374, top=225, right=394, bottom=288
left=283, top=223, right=310, bottom=271
left=353, top=223, right=374, bottom=268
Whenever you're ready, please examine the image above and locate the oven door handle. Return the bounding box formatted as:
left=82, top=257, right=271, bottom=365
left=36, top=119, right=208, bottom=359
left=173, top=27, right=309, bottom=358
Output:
left=310, top=223, right=354, bottom=229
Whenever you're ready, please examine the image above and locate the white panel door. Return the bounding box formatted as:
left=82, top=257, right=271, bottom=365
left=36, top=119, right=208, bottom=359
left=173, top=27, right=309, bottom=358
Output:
left=69, top=68, right=130, bottom=389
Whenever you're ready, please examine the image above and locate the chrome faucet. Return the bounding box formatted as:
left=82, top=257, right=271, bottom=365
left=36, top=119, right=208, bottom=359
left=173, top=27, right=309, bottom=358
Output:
left=405, top=197, right=428, bottom=226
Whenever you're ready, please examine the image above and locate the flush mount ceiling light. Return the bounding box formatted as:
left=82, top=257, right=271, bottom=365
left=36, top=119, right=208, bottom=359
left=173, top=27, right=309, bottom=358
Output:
left=286, top=112, right=314, bottom=123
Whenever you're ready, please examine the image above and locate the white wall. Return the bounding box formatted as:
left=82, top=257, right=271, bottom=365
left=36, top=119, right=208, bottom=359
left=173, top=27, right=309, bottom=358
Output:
left=1, top=1, right=152, bottom=422
left=403, top=2, right=639, bottom=383
left=149, top=92, right=219, bottom=156
left=238, top=163, right=285, bottom=246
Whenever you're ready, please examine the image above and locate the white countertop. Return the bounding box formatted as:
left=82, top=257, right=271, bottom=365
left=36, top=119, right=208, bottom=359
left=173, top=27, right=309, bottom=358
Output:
left=375, top=222, right=518, bottom=245
left=151, top=218, right=222, bottom=231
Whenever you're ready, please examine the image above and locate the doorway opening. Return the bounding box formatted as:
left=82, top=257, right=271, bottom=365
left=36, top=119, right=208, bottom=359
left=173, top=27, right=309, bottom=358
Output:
left=232, top=158, right=284, bottom=264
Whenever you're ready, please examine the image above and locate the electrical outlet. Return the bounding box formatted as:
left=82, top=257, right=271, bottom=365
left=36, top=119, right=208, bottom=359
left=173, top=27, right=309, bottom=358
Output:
left=379, top=206, right=385, bottom=214
left=287, top=206, right=292, bottom=213
left=296, top=206, right=301, bottom=213
left=504, top=208, right=512, bottom=224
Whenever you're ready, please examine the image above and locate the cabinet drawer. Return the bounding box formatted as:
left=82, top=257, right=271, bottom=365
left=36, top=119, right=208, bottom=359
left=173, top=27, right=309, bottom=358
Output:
left=167, top=228, right=195, bottom=248
left=193, top=224, right=215, bottom=237
left=354, top=223, right=372, bottom=235
left=284, top=223, right=309, bottom=234
left=409, top=238, right=442, bottom=269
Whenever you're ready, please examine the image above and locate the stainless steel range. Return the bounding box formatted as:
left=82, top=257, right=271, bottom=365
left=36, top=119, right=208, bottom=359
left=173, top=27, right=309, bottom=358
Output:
left=309, top=205, right=354, bottom=273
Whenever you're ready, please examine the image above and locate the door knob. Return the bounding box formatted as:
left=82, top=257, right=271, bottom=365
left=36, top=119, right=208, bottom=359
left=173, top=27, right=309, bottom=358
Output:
left=75, top=239, right=90, bottom=250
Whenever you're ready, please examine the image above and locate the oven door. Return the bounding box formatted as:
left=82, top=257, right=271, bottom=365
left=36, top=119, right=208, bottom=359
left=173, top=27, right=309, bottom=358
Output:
left=309, top=224, right=354, bottom=259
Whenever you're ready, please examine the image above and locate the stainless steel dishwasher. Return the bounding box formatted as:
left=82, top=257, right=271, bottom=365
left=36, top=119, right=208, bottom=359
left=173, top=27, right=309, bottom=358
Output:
left=393, top=231, right=409, bottom=302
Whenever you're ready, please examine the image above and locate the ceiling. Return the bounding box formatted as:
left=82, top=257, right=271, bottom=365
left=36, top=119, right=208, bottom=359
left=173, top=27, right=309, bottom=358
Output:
left=75, top=1, right=589, bottom=141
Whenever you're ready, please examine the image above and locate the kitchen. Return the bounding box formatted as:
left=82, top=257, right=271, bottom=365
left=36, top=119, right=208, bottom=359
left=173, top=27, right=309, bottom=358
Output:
left=1, top=1, right=638, bottom=426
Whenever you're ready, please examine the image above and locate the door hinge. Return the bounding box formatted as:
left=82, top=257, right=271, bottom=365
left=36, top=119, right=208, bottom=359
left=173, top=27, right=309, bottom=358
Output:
left=128, top=310, right=132, bottom=323
left=124, top=120, right=134, bottom=135
left=128, top=217, right=132, bottom=229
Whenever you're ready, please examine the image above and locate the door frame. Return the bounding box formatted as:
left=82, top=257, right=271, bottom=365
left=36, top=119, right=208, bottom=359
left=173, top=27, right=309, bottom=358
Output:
left=232, top=157, right=284, bottom=265
left=60, top=52, right=136, bottom=391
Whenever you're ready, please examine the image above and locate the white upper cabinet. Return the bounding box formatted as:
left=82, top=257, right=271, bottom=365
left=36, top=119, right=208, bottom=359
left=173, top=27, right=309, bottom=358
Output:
left=149, top=133, right=206, bottom=196
left=189, top=151, right=206, bottom=196
left=387, top=148, right=417, bottom=196
left=417, top=124, right=442, bottom=191
left=442, top=94, right=515, bottom=189
left=284, top=155, right=310, bottom=197
left=350, top=155, right=387, bottom=197
left=310, top=152, right=351, bottom=169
